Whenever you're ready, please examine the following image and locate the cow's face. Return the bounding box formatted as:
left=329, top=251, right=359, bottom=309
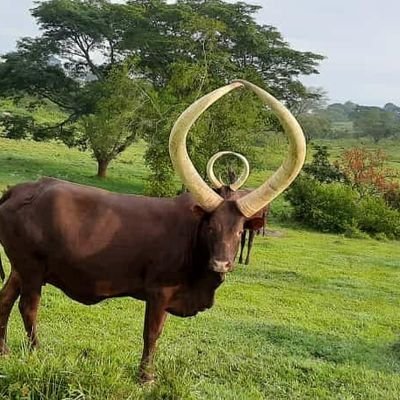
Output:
left=195, top=201, right=263, bottom=273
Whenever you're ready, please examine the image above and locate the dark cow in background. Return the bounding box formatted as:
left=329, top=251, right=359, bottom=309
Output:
left=206, top=151, right=270, bottom=265
left=238, top=205, right=270, bottom=265
left=0, top=80, right=306, bottom=383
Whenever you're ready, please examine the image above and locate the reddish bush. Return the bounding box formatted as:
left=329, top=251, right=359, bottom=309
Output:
left=340, top=148, right=399, bottom=197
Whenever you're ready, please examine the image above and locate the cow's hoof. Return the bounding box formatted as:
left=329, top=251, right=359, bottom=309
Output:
left=139, top=369, right=155, bottom=385
left=0, top=344, right=10, bottom=356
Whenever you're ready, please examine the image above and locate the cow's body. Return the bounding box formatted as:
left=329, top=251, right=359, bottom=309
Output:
left=0, top=178, right=221, bottom=313
left=0, top=177, right=246, bottom=381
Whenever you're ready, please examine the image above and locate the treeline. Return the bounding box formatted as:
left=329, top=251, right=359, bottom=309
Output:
left=0, top=0, right=323, bottom=194
left=299, top=99, right=400, bottom=143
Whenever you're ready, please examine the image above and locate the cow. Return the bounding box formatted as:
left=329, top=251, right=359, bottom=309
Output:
left=206, top=151, right=270, bottom=265
left=0, top=80, right=306, bottom=383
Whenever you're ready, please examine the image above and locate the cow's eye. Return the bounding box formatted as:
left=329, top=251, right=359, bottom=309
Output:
left=238, top=230, right=243, bottom=236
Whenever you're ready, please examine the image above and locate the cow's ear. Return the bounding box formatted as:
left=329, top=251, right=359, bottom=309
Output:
left=191, top=205, right=207, bottom=218
left=244, top=217, right=264, bottom=231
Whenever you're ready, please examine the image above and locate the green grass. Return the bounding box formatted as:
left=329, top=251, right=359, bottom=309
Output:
left=1, top=137, right=400, bottom=399
left=0, top=138, right=149, bottom=194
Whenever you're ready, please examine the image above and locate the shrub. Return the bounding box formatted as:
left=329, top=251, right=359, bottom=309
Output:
left=384, top=188, right=400, bottom=211
left=285, top=176, right=359, bottom=233
left=303, top=145, right=346, bottom=183
left=357, top=196, right=400, bottom=239
left=286, top=176, right=400, bottom=239
left=340, top=147, right=399, bottom=197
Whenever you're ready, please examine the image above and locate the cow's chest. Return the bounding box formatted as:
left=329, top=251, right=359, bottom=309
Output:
left=165, top=273, right=224, bottom=317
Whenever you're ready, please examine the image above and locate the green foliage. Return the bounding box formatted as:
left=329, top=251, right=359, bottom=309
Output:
left=286, top=176, right=358, bottom=233
left=351, top=106, right=400, bottom=143
left=303, top=145, right=345, bottom=183
left=0, top=97, right=69, bottom=141
left=298, top=114, right=332, bottom=141
left=0, top=112, right=34, bottom=139
left=320, top=101, right=357, bottom=123
left=357, top=196, right=400, bottom=239
left=384, top=188, right=400, bottom=211
left=81, top=65, right=152, bottom=177
left=286, top=176, right=400, bottom=238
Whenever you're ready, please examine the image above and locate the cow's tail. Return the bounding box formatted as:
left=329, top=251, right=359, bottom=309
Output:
left=0, top=254, right=4, bottom=282
left=0, top=187, right=12, bottom=283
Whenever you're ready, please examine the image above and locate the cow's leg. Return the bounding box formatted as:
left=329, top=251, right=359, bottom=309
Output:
left=18, top=280, right=42, bottom=350
left=245, top=230, right=256, bottom=265
left=238, top=230, right=247, bottom=264
left=139, top=298, right=168, bottom=383
left=0, top=271, right=20, bottom=354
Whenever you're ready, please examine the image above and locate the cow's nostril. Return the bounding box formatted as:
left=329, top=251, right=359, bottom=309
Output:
left=211, top=260, right=231, bottom=272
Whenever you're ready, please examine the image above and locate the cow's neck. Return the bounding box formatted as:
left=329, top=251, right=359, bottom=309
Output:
left=170, top=218, right=225, bottom=315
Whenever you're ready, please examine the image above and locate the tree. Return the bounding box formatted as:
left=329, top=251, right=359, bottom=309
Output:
left=0, top=0, right=323, bottom=185
left=303, top=145, right=345, bottom=183
left=81, top=66, right=152, bottom=177
left=141, top=60, right=269, bottom=196
left=289, top=86, right=329, bottom=117
left=351, top=106, right=400, bottom=143
left=298, top=114, right=332, bottom=141
left=0, top=0, right=147, bottom=139
left=131, top=0, right=324, bottom=194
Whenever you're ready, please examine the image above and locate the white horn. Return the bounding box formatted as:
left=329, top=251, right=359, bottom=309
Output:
left=234, top=80, right=306, bottom=217
left=169, top=81, right=244, bottom=212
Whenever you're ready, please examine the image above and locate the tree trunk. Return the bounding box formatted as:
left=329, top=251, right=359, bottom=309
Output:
left=97, top=159, right=110, bottom=178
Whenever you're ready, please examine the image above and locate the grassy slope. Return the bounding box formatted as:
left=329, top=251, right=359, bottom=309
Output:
left=0, top=138, right=400, bottom=399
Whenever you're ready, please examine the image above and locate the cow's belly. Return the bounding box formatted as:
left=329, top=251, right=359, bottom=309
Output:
left=43, top=258, right=146, bottom=305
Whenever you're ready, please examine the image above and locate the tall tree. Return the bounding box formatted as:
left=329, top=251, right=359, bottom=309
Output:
left=0, top=0, right=150, bottom=133
left=0, top=0, right=323, bottom=185
left=82, top=66, right=152, bottom=177
left=127, top=0, right=324, bottom=194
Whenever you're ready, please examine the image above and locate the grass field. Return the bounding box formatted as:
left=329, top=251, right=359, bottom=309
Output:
left=0, top=137, right=400, bottom=399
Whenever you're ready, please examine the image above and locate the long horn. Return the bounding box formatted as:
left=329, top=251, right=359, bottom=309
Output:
left=206, top=151, right=250, bottom=190
left=169, top=81, right=244, bottom=212
left=235, top=80, right=306, bottom=217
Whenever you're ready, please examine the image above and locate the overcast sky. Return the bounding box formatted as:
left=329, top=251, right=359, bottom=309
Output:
left=0, top=0, right=398, bottom=106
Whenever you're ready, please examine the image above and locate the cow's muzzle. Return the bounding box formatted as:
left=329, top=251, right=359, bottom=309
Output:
left=210, top=260, right=233, bottom=273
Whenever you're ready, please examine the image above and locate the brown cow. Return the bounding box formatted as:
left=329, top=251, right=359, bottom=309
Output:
left=0, top=80, right=306, bottom=382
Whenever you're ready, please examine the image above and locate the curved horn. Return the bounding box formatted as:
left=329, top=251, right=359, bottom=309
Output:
left=206, top=152, right=225, bottom=189
left=235, top=80, right=306, bottom=217
left=206, top=151, right=250, bottom=190
left=230, top=153, right=250, bottom=191
left=169, top=81, right=244, bottom=212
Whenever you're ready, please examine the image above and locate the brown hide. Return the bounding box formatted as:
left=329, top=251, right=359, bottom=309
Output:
left=0, top=177, right=251, bottom=381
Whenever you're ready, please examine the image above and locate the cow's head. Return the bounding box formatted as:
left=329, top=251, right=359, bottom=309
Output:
left=192, top=200, right=264, bottom=273
left=169, top=80, right=306, bottom=273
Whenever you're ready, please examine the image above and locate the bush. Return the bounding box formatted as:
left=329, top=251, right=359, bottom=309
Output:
left=357, top=196, right=400, bottom=239
left=269, top=198, right=294, bottom=222
left=303, top=145, right=346, bottom=183
left=286, top=176, right=400, bottom=239
left=286, top=176, right=358, bottom=233
left=384, top=188, right=400, bottom=211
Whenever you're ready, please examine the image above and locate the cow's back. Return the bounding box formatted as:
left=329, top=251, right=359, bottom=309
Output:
left=0, top=178, right=200, bottom=303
